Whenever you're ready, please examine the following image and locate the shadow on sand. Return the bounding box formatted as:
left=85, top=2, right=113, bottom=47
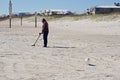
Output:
left=47, top=46, right=76, bottom=49
left=88, top=64, right=96, bottom=66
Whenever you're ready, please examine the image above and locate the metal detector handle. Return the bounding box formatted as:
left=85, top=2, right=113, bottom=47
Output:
left=34, top=34, right=41, bottom=44
left=39, top=33, right=42, bottom=35
left=32, top=33, right=42, bottom=46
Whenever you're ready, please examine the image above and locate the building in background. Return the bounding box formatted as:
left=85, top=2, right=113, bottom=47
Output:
left=87, top=3, right=120, bottom=15
left=40, top=9, right=74, bottom=16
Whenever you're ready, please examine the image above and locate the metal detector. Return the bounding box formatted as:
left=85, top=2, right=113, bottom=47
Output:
left=32, top=33, right=41, bottom=46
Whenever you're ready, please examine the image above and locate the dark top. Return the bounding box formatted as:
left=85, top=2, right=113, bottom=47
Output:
left=42, top=21, right=49, bottom=33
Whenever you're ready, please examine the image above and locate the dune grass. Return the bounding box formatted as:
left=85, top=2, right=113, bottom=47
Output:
left=39, top=12, right=120, bottom=21
left=0, top=12, right=120, bottom=22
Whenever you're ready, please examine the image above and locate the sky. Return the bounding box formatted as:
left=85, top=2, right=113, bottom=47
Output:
left=0, top=0, right=120, bottom=15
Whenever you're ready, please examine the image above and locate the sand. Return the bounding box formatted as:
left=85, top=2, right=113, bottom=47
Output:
left=0, top=16, right=120, bottom=80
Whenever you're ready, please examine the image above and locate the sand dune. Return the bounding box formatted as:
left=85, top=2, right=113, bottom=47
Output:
left=0, top=14, right=120, bottom=80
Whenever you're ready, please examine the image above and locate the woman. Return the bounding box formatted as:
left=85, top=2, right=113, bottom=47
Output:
left=40, top=18, right=49, bottom=47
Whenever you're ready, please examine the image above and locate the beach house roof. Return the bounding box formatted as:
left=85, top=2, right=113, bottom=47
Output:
left=95, top=5, right=120, bottom=8
left=88, top=5, right=120, bottom=15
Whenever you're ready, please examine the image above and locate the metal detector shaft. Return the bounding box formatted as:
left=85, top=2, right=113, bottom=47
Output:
left=32, top=34, right=41, bottom=46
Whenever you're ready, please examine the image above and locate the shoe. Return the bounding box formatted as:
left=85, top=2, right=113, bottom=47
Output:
left=43, top=45, right=47, bottom=47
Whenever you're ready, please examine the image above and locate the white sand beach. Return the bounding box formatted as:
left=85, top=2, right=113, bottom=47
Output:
left=0, top=14, right=120, bottom=80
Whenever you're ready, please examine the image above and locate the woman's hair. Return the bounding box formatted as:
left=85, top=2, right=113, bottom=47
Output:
left=42, top=18, right=46, bottom=23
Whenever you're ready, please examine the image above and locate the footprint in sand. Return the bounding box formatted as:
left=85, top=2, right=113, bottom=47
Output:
left=0, top=76, right=10, bottom=80
left=0, top=62, right=5, bottom=73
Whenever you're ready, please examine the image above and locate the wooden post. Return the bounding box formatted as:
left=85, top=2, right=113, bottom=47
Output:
left=9, top=0, right=12, bottom=28
left=35, top=12, right=37, bottom=28
left=21, top=16, right=22, bottom=26
left=19, top=13, right=24, bottom=26
left=9, top=18, right=11, bottom=28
